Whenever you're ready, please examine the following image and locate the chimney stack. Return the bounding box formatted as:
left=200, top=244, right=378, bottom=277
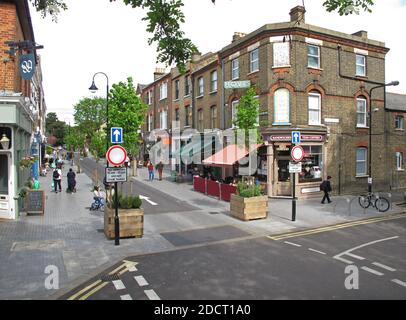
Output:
left=352, top=30, right=368, bottom=39
left=232, top=32, right=246, bottom=43
left=290, top=6, right=306, bottom=23
left=153, top=68, right=166, bottom=81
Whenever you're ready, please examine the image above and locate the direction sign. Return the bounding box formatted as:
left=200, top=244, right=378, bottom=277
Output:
left=291, top=145, right=304, bottom=162
left=224, top=80, right=251, bottom=89
left=289, top=162, right=302, bottom=173
left=106, top=145, right=127, bottom=166
left=111, top=127, right=123, bottom=144
left=292, top=131, right=301, bottom=144
left=105, top=167, right=127, bottom=183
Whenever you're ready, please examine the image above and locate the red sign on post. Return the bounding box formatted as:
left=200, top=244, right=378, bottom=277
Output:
left=106, top=145, right=127, bottom=166
left=291, top=145, right=304, bottom=162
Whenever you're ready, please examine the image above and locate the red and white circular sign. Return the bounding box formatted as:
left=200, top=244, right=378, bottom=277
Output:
left=106, top=145, right=127, bottom=166
left=291, top=145, right=304, bottom=162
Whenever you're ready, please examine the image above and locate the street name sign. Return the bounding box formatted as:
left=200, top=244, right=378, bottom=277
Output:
left=224, top=80, right=251, bottom=89
left=105, top=167, right=127, bottom=183
left=106, top=145, right=127, bottom=166
left=289, top=162, right=302, bottom=173
left=111, top=127, right=123, bottom=144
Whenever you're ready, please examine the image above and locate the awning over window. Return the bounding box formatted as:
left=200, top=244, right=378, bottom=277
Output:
left=203, top=144, right=261, bottom=167
left=171, top=138, right=214, bottom=159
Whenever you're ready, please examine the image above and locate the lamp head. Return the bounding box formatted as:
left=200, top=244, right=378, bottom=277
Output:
left=0, top=133, right=10, bottom=150
left=388, top=81, right=400, bottom=86
left=89, top=81, right=98, bottom=93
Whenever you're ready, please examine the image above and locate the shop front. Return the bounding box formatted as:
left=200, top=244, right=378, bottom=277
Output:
left=263, top=130, right=327, bottom=198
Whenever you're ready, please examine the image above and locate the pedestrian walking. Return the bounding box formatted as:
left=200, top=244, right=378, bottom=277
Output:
left=53, top=167, right=62, bottom=193
left=320, top=175, right=332, bottom=204
left=156, top=161, right=164, bottom=181
left=147, top=161, right=155, bottom=181
left=67, top=168, right=76, bottom=193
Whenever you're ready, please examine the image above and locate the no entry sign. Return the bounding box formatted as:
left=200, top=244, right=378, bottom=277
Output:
left=291, top=145, right=304, bottom=162
left=106, top=145, right=127, bottom=166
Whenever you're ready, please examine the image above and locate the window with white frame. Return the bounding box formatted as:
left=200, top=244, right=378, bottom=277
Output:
left=250, top=48, right=259, bottom=73
left=159, top=82, right=167, bottom=100
left=210, top=70, right=217, bottom=92
left=356, top=54, right=366, bottom=76
left=273, top=42, right=290, bottom=67
left=210, top=106, right=217, bottom=129
left=254, top=95, right=260, bottom=126
left=395, top=116, right=404, bottom=130
left=197, top=109, right=204, bottom=132
left=148, top=114, right=153, bottom=131
left=356, top=147, right=368, bottom=176
left=197, top=77, right=204, bottom=97
left=174, top=80, right=179, bottom=100
left=231, top=100, right=239, bottom=128
left=308, top=92, right=321, bottom=125
left=184, top=75, right=190, bottom=96
left=185, top=105, right=191, bottom=127
left=273, top=88, right=290, bottom=124
left=231, top=58, right=239, bottom=80
left=307, top=45, right=320, bottom=68
left=147, top=90, right=153, bottom=105
left=160, top=110, right=167, bottom=129
left=396, top=152, right=404, bottom=170
left=357, top=97, right=368, bottom=127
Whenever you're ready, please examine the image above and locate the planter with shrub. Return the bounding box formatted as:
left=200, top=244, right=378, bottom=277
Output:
left=104, top=194, right=143, bottom=239
left=230, top=181, right=268, bottom=221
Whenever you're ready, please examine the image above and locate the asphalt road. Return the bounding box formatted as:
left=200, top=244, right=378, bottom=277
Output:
left=78, top=157, right=198, bottom=214
left=60, top=213, right=406, bottom=300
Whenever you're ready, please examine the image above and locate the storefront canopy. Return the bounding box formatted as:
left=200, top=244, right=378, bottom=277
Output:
left=203, top=144, right=261, bottom=167
left=171, top=138, right=214, bottom=159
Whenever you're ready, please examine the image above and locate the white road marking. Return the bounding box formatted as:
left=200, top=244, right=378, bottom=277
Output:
left=308, top=248, right=327, bottom=255
left=333, top=236, right=399, bottom=264
left=391, top=279, right=406, bottom=288
left=112, top=280, right=126, bottom=290
left=128, top=266, right=138, bottom=272
left=144, top=289, right=161, bottom=300
left=361, top=266, right=384, bottom=276
left=120, top=294, right=133, bottom=300
left=345, top=252, right=365, bottom=260
left=139, top=195, right=158, bottom=206
left=372, top=262, right=396, bottom=272
left=284, top=241, right=302, bottom=247
left=134, top=275, right=149, bottom=287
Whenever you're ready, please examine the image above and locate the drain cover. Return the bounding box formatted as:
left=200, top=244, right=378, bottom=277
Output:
left=100, top=273, right=120, bottom=282
left=209, top=211, right=220, bottom=214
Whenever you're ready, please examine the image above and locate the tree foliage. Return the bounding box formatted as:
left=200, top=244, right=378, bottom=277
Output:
left=29, top=0, right=375, bottom=72
left=64, top=126, right=85, bottom=152
left=45, top=112, right=65, bottom=145
left=108, top=77, right=148, bottom=157
left=73, top=97, right=106, bottom=141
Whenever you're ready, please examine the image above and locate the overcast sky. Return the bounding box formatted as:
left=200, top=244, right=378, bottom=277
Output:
left=29, top=0, right=406, bottom=124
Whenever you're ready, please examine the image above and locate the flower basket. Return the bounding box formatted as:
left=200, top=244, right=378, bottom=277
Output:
left=19, top=156, right=37, bottom=169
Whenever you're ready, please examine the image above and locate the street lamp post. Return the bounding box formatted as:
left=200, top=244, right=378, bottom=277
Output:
left=89, top=72, right=110, bottom=155
left=368, top=80, right=399, bottom=193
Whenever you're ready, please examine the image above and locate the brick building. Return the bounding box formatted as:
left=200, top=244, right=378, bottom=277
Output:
left=140, top=6, right=403, bottom=197
left=0, top=0, right=46, bottom=219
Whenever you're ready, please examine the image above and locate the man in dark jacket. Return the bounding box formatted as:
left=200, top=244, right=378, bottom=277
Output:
left=320, top=175, right=332, bottom=204
left=67, top=168, right=76, bottom=193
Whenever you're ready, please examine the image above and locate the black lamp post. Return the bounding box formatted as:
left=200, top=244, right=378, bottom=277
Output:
left=368, top=80, right=399, bottom=193
left=89, top=72, right=109, bottom=154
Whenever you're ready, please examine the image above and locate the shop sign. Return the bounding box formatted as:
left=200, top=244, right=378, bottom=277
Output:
left=267, top=134, right=325, bottom=142
left=301, top=187, right=321, bottom=194
left=276, top=143, right=289, bottom=151
left=301, top=135, right=324, bottom=142
left=269, top=135, right=291, bottom=142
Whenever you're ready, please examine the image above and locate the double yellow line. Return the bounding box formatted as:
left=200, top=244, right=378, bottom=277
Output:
left=268, top=213, right=406, bottom=241
left=67, top=260, right=138, bottom=300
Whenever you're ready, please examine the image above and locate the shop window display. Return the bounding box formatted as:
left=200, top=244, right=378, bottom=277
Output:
left=299, top=146, right=323, bottom=182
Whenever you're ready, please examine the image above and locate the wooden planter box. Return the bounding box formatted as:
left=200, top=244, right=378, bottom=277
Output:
left=230, top=194, right=268, bottom=221
left=104, top=207, right=144, bottom=239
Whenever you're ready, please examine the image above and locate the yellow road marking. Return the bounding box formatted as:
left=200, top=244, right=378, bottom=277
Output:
left=67, top=280, right=102, bottom=300
left=78, top=282, right=109, bottom=300
left=109, top=260, right=138, bottom=276
left=268, top=214, right=406, bottom=241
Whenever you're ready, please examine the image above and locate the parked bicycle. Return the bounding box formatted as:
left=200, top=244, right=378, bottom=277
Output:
left=358, top=192, right=390, bottom=212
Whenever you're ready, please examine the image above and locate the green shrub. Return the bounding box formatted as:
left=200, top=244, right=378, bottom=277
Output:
left=119, top=196, right=133, bottom=209
left=132, top=196, right=142, bottom=209
left=237, top=182, right=262, bottom=198
left=108, top=193, right=142, bottom=209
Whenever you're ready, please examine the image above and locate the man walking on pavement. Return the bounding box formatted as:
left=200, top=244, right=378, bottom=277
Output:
left=320, top=175, right=332, bottom=204
left=53, top=167, right=62, bottom=193
left=156, top=160, right=164, bottom=181
left=147, top=161, right=155, bottom=181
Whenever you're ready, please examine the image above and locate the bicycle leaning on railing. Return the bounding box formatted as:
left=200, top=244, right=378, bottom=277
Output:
left=358, top=192, right=390, bottom=212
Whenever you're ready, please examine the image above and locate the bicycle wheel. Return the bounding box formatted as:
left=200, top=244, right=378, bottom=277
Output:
left=358, top=195, right=371, bottom=208
left=375, top=197, right=390, bottom=212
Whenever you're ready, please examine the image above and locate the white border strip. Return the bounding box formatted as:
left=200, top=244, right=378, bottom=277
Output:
left=372, top=262, right=396, bottom=272
left=305, top=37, right=323, bottom=46
left=134, top=275, right=149, bottom=287
left=361, top=266, right=384, bottom=276
left=144, top=289, right=161, bottom=300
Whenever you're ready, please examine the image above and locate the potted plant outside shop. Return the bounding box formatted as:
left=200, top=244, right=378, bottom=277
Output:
left=230, top=180, right=268, bottom=221
left=104, top=194, right=144, bottom=239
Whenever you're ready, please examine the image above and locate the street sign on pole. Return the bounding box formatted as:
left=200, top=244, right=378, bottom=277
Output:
left=106, top=145, right=127, bottom=166
left=292, top=131, right=301, bottom=144
left=105, top=167, right=127, bottom=183
left=289, top=162, right=302, bottom=173
left=291, top=145, right=304, bottom=162
left=111, top=127, right=123, bottom=144
left=224, top=80, right=251, bottom=89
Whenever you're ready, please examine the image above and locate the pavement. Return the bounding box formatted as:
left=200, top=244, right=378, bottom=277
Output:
left=0, top=157, right=405, bottom=300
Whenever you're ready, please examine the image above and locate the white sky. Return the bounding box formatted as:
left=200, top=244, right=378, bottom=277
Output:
left=29, top=0, right=406, bottom=124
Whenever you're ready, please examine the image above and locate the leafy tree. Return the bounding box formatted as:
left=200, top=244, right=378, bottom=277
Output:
left=29, top=0, right=374, bottom=72
left=45, top=112, right=65, bottom=145
left=65, top=126, right=85, bottom=152
left=73, top=97, right=106, bottom=142
left=108, top=77, right=148, bottom=158
left=89, top=131, right=106, bottom=162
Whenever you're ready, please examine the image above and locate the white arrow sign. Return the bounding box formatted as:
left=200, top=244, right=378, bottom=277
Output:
left=113, top=130, right=120, bottom=141
left=139, top=195, right=158, bottom=206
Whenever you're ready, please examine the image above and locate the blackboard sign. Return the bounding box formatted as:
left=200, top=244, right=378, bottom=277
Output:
left=26, top=190, right=45, bottom=215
